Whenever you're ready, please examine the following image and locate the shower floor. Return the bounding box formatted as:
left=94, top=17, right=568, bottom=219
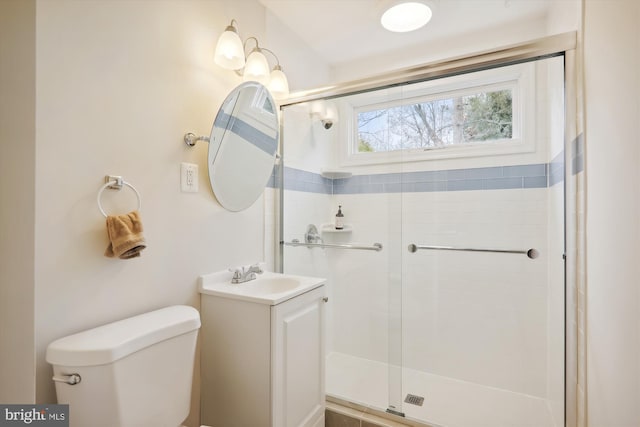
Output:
left=326, top=352, right=558, bottom=427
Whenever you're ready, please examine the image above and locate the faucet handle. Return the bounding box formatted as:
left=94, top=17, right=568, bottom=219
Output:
left=249, top=263, right=264, bottom=274
left=228, top=267, right=243, bottom=280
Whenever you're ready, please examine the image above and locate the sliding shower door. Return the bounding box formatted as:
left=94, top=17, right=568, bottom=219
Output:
left=279, top=84, right=407, bottom=416
left=392, top=56, right=566, bottom=425
left=278, top=54, right=567, bottom=427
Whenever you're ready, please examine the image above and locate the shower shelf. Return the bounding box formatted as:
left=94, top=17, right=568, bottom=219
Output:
left=321, top=223, right=352, bottom=233
left=321, top=170, right=352, bottom=180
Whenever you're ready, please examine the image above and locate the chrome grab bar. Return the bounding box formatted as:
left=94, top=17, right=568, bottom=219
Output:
left=408, top=244, right=539, bottom=259
left=284, top=239, right=383, bottom=252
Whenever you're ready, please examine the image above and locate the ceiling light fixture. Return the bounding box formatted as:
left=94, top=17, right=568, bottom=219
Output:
left=381, top=1, right=433, bottom=33
left=214, top=19, right=290, bottom=99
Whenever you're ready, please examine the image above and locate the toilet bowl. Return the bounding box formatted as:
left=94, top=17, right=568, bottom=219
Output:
left=46, top=305, right=200, bottom=427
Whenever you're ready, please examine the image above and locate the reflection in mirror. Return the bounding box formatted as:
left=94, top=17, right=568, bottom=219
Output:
left=208, top=82, right=278, bottom=211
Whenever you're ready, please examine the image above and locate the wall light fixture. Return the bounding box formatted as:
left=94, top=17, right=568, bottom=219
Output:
left=310, top=101, right=338, bottom=130
left=214, top=19, right=290, bottom=99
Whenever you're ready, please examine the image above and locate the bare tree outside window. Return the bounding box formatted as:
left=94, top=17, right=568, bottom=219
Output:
left=357, top=89, right=513, bottom=153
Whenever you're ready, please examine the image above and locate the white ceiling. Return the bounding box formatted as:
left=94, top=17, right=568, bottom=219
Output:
left=259, top=0, right=554, bottom=66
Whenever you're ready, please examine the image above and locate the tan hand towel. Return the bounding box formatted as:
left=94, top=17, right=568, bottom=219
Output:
left=104, top=210, right=146, bottom=259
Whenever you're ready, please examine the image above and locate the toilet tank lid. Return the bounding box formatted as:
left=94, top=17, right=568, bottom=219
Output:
left=46, top=305, right=201, bottom=367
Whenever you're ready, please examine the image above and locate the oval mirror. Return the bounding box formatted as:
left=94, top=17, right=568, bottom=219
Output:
left=208, top=82, right=278, bottom=211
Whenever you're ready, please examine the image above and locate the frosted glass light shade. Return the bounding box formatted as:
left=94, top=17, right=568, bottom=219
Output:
left=214, top=29, right=245, bottom=70
left=268, top=67, right=289, bottom=99
left=243, top=49, right=270, bottom=85
left=325, top=103, right=339, bottom=122
left=381, top=2, right=432, bottom=32
left=309, top=100, right=326, bottom=117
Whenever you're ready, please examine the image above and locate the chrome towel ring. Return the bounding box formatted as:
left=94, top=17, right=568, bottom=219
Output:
left=97, top=175, right=141, bottom=218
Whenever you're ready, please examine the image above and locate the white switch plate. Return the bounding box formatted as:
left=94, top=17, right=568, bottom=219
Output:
left=181, top=162, right=198, bottom=193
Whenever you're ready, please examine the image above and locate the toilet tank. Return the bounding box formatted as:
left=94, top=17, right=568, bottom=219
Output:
left=46, top=305, right=200, bottom=427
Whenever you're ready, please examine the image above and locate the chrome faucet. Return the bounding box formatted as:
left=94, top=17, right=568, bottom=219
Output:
left=230, top=263, right=264, bottom=284
left=305, top=224, right=323, bottom=244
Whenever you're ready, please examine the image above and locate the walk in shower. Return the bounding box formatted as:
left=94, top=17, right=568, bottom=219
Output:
left=274, top=38, right=576, bottom=427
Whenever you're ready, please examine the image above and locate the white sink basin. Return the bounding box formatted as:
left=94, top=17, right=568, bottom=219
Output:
left=199, top=270, right=326, bottom=305
left=242, top=276, right=300, bottom=295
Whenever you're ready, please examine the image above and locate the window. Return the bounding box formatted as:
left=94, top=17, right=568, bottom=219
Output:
left=357, top=87, right=513, bottom=153
left=342, top=63, right=534, bottom=165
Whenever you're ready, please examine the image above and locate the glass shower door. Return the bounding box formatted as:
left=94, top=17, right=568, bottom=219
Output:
left=398, top=56, right=566, bottom=426
left=278, top=86, right=406, bottom=417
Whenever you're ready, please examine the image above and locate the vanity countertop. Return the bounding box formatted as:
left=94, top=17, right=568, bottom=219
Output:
left=199, top=270, right=326, bottom=305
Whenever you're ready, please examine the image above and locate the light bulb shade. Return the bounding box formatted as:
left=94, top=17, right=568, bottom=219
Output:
left=268, top=68, right=289, bottom=99
left=309, top=100, right=326, bottom=117
left=243, top=49, right=270, bottom=85
left=381, top=2, right=432, bottom=32
left=214, top=28, right=245, bottom=70
left=325, top=103, right=339, bottom=122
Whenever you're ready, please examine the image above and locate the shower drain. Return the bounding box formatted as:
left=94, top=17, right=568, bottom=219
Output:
left=404, top=393, right=425, bottom=406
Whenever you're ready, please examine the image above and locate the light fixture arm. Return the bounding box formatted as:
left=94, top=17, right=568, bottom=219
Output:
left=243, top=36, right=260, bottom=52
left=261, top=47, right=282, bottom=70
left=223, top=18, right=240, bottom=33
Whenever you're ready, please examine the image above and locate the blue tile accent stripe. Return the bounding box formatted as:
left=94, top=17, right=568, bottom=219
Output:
left=267, top=165, right=332, bottom=194
left=267, top=146, right=584, bottom=193
left=572, top=133, right=584, bottom=175
left=331, top=164, right=548, bottom=194
left=549, top=150, right=565, bottom=187
left=214, top=112, right=277, bottom=156
left=266, top=166, right=277, bottom=189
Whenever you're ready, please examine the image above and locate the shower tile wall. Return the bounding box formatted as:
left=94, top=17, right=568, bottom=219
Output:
left=281, top=172, right=552, bottom=397
left=276, top=162, right=564, bottom=410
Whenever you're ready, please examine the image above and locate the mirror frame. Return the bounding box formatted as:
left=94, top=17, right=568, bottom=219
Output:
left=208, top=82, right=279, bottom=211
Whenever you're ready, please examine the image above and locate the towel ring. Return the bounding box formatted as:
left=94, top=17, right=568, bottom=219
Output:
left=97, top=176, right=141, bottom=218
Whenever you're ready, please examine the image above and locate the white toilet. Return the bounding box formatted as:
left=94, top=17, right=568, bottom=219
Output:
left=46, top=305, right=201, bottom=427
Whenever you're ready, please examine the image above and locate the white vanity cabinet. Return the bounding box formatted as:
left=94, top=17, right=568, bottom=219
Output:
left=272, top=286, right=326, bottom=427
left=200, top=272, right=326, bottom=427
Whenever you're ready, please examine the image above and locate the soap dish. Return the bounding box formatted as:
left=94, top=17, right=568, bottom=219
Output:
left=321, top=223, right=353, bottom=233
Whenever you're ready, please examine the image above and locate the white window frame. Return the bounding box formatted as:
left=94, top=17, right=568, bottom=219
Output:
left=339, top=62, right=536, bottom=167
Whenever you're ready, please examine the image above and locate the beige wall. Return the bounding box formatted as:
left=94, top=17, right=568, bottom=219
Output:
left=0, top=0, right=37, bottom=404
left=33, top=3, right=263, bottom=412
left=32, top=0, right=329, bottom=419
left=0, top=0, right=329, bottom=424
left=584, top=0, right=640, bottom=425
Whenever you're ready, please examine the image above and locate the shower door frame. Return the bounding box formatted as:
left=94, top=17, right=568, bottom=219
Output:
left=276, top=31, right=579, bottom=427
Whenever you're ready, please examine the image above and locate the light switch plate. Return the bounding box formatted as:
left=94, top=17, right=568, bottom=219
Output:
left=181, top=162, right=198, bottom=193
